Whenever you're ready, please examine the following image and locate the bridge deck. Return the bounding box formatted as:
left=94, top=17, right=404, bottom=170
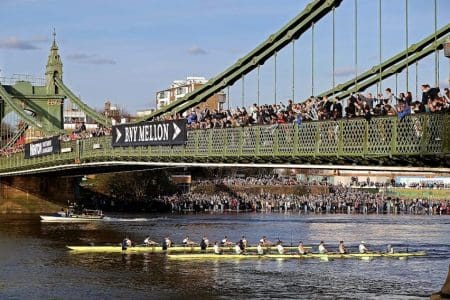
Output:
left=0, top=113, right=449, bottom=176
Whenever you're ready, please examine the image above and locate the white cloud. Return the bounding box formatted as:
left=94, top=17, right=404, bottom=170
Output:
left=0, top=37, right=39, bottom=50
left=187, top=46, right=207, bottom=55
left=67, top=53, right=116, bottom=65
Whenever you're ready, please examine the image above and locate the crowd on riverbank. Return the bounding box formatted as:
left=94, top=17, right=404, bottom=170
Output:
left=194, top=176, right=450, bottom=189
left=157, top=185, right=450, bottom=215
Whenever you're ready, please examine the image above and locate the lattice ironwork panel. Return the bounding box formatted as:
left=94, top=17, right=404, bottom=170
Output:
left=241, top=127, right=258, bottom=156
left=396, top=115, right=425, bottom=154
left=196, top=130, right=210, bottom=156
left=211, top=128, right=226, bottom=155
left=258, top=125, right=276, bottom=155
left=171, top=144, right=185, bottom=156
left=317, top=121, right=339, bottom=154
left=367, top=118, right=395, bottom=155
left=184, top=130, right=198, bottom=155
left=277, top=124, right=295, bottom=154
left=149, top=144, right=162, bottom=156
left=297, top=122, right=317, bottom=154
left=342, top=119, right=365, bottom=155
left=225, top=127, right=240, bottom=156
left=424, top=114, right=444, bottom=154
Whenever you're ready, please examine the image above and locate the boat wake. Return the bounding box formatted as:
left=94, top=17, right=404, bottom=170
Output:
left=102, top=217, right=167, bottom=222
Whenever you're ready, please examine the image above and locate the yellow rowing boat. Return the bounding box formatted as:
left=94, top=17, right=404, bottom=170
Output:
left=66, top=245, right=310, bottom=253
left=167, top=251, right=426, bottom=260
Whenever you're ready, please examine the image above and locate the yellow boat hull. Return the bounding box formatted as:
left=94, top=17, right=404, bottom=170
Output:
left=66, top=245, right=308, bottom=253
left=167, top=251, right=426, bottom=260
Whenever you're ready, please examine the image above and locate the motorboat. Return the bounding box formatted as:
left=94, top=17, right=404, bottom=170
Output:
left=40, top=207, right=104, bottom=222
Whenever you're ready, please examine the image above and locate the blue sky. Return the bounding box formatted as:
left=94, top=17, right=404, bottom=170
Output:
left=0, top=0, right=449, bottom=113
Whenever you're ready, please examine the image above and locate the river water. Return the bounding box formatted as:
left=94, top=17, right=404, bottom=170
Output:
left=0, top=212, right=449, bottom=299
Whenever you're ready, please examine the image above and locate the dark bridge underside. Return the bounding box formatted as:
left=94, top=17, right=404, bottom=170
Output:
left=2, top=153, right=449, bottom=178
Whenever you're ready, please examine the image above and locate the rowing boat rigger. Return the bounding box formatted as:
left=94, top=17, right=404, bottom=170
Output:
left=167, top=251, right=427, bottom=260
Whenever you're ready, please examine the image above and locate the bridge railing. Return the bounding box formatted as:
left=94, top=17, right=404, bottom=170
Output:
left=0, top=113, right=449, bottom=174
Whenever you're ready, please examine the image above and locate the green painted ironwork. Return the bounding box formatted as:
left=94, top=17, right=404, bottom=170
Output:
left=319, top=23, right=450, bottom=99
left=142, top=0, right=343, bottom=120
left=0, top=113, right=448, bottom=175
left=332, top=35, right=448, bottom=100
left=54, top=77, right=111, bottom=128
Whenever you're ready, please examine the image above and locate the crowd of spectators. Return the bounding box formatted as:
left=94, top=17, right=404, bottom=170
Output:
left=174, top=85, right=449, bottom=129
left=0, top=143, right=24, bottom=157
left=158, top=185, right=450, bottom=215
left=61, top=123, right=111, bottom=142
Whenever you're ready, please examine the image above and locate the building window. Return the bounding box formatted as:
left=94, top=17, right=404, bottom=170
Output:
left=158, top=91, right=167, bottom=99
left=176, top=87, right=185, bottom=95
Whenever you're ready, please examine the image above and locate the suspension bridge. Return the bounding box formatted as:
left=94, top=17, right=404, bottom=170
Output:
left=0, top=0, right=449, bottom=177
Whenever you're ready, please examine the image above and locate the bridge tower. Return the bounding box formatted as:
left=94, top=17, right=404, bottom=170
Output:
left=45, top=30, right=63, bottom=95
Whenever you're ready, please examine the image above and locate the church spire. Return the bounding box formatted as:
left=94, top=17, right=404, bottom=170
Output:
left=45, top=29, right=63, bottom=94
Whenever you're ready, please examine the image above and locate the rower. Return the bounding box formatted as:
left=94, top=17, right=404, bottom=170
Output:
left=338, top=240, right=347, bottom=254
left=259, top=236, right=273, bottom=247
left=144, top=236, right=157, bottom=246
left=257, top=242, right=264, bottom=255
left=387, top=244, right=394, bottom=254
left=298, top=241, right=308, bottom=255
left=359, top=241, right=368, bottom=253
left=318, top=241, right=328, bottom=254
left=241, top=235, right=248, bottom=248
left=235, top=242, right=242, bottom=254
left=200, top=236, right=209, bottom=251
left=238, top=236, right=246, bottom=252
left=122, top=236, right=131, bottom=250
left=162, top=236, right=172, bottom=250
left=182, top=236, right=195, bottom=246
left=276, top=241, right=284, bottom=254
left=221, top=235, right=232, bottom=247
left=213, top=241, right=222, bottom=255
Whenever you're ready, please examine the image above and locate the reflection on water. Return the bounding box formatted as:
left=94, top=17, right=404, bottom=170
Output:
left=0, top=213, right=449, bottom=299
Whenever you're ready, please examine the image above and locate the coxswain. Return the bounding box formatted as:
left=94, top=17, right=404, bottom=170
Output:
left=338, top=240, right=347, bottom=254
left=359, top=241, right=368, bottom=253
left=144, top=236, right=157, bottom=246
left=213, top=241, right=222, bottom=255
left=318, top=241, right=328, bottom=254
left=276, top=241, right=284, bottom=254
left=257, top=242, right=264, bottom=255
left=298, top=241, right=307, bottom=255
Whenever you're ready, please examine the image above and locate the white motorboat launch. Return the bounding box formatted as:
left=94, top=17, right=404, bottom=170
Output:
left=40, top=207, right=104, bottom=222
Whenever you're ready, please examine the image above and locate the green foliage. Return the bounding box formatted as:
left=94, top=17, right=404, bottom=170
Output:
left=101, top=170, right=177, bottom=203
